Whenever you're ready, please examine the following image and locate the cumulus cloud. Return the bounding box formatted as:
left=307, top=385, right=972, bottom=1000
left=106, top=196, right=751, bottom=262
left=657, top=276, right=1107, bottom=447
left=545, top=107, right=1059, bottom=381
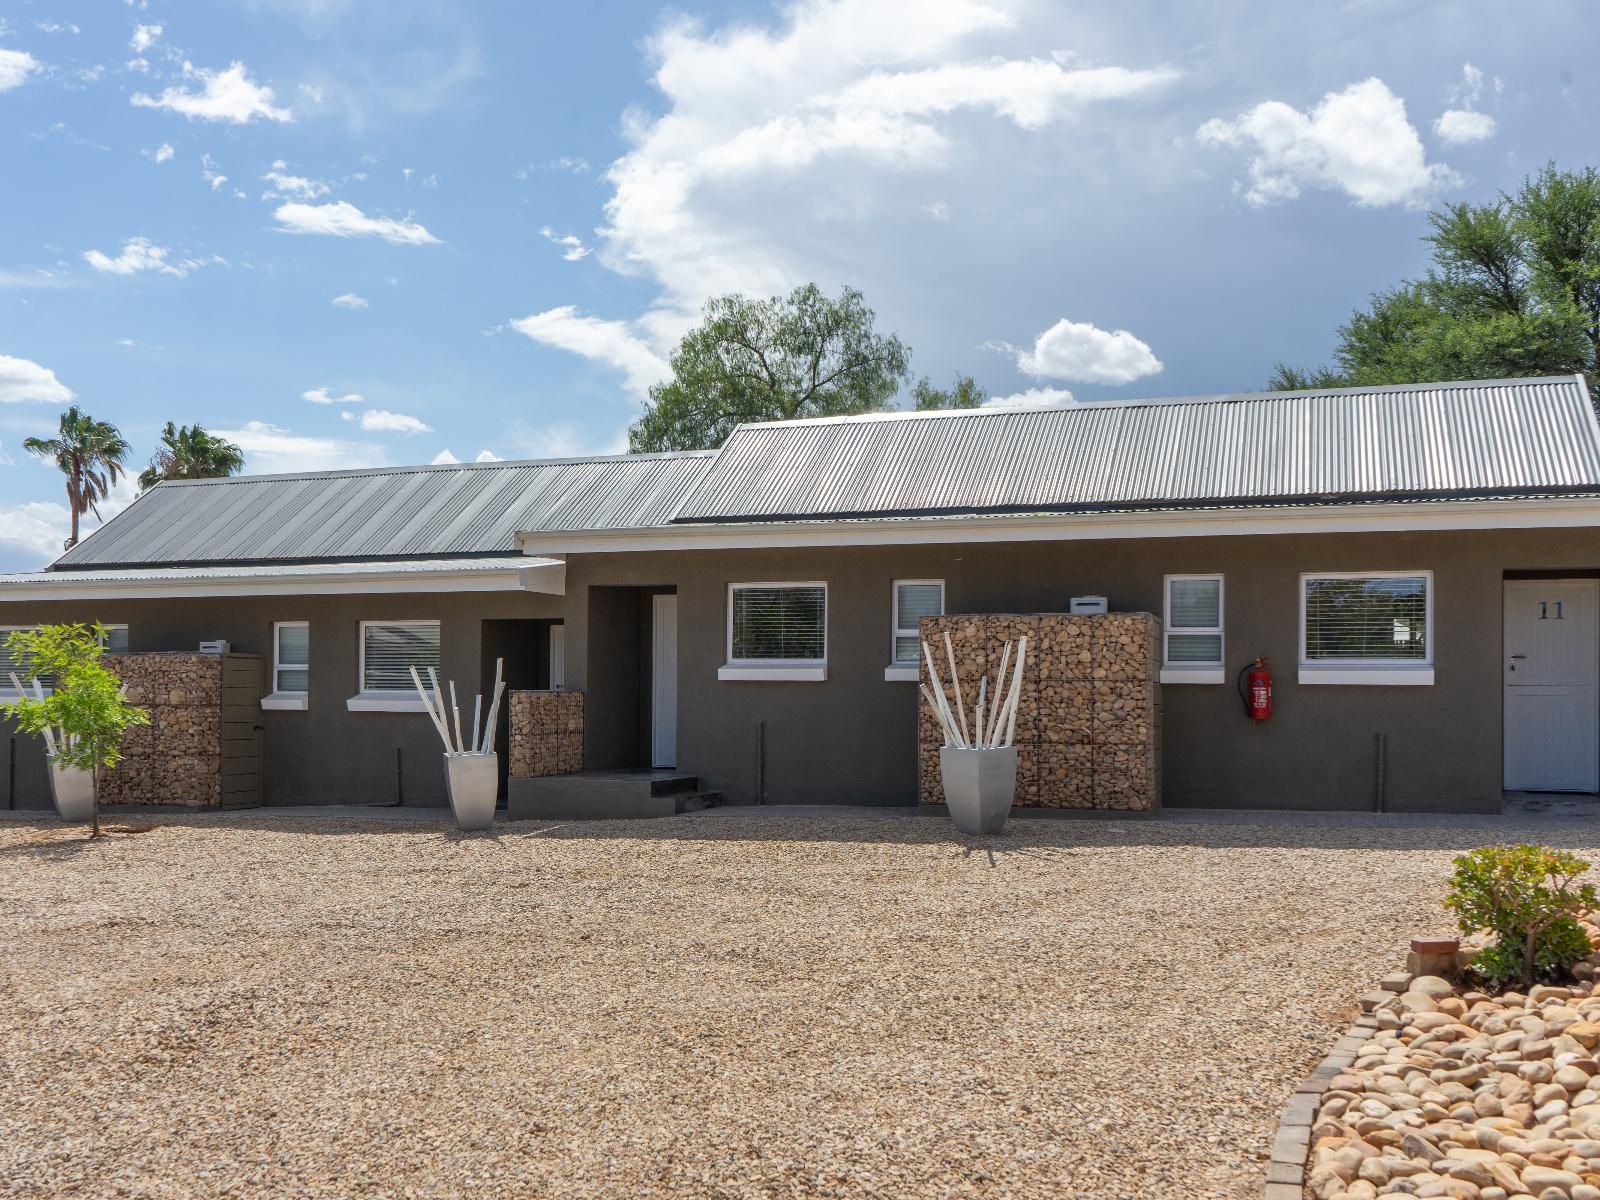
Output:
left=131, top=61, right=293, bottom=124
left=201, top=153, right=227, bottom=190
left=331, top=292, right=368, bottom=309
left=82, top=236, right=221, bottom=278
left=0, top=48, right=42, bottom=92
left=1197, top=78, right=1458, bottom=207
left=1434, top=109, right=1496, bottom=145
left=273, top=201, right=440, bottom=245
left=0, top=501, right=83, bottom=567
left=130, top=23, right=161, bottom=53
left=539, top=226, right=590, bottom=261
left=430, top=448, right=460, bottom=465
left=474, top=449, right=502, bottom=462
left=983, top=386, right=1075, bottom=409
left=143, top=142, right=175, bottom=163
left=0, top=354, right=74, bottom=403
left=1004, top=318, right=1162, bottom=385
left=341, top=408, right=432, bottom=434
left=302, top=386, right=363, bottom=405
left=508, top=307, right=668, bottom=399
left=261, top=161, right=330, bottom=199
left=212, top=420, right=388, bottom=474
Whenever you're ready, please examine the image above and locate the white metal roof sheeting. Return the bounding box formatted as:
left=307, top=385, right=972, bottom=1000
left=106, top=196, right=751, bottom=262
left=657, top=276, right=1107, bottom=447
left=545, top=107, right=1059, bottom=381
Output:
left=671, top=376, right=1600, bottom=523
left=54, top=452, right=715, bottom=568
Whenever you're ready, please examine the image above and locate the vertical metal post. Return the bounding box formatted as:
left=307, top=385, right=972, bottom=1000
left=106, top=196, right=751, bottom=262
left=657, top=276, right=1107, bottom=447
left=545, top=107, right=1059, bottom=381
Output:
left=755, top=720, right=766, bottom=806
left=394, top=746, right=404, bottom=807
left=1374, top=732, right=1388, bottom=813
left=6, top=736, right=13, bottom=811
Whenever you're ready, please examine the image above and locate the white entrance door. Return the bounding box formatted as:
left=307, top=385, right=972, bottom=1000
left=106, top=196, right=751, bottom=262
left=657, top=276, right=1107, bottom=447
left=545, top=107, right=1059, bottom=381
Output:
left=651, top=594, right=678, bottom=769
left=1504, top=579, right=1600, bottom=792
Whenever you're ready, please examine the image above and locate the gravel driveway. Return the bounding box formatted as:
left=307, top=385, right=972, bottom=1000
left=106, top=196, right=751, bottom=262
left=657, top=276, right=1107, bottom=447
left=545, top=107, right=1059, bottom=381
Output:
left=2, top=806, right=1596, bottom=1199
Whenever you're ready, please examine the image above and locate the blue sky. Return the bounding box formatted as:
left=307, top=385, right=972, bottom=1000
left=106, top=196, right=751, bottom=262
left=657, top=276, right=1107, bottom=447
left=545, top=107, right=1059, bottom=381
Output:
left=0, top=0, right=1596, bottom=569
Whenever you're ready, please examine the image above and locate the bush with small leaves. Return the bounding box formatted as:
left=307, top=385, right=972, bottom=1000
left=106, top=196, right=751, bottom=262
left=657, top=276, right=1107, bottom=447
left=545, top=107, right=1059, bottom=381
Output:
left=1445, top=844, right=1599, bottom=988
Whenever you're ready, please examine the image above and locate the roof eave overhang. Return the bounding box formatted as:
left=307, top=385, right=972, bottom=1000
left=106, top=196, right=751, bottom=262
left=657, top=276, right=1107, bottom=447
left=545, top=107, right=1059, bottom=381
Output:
left=514, top=496, right=1600, bottom=555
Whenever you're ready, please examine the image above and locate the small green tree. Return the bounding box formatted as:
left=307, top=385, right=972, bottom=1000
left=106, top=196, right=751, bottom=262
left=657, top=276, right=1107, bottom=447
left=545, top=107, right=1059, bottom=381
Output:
left=1444, top=844, right=1599, bottom=988
left=911, top=373, right=986, bottom=410
left=1, top=624, right=149, bottom=838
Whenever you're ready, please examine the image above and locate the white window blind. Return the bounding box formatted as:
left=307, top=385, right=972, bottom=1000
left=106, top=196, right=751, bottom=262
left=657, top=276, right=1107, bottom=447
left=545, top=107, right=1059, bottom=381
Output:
left=1303, top=575, right=1429, bottom=662
left=274, top=622, right=309, bottom=693
left=893, top=580, right=944, bottom=664
left=729, top=585, right=826, bottom=663
left=1164, top=575, right=1224, bottom=665
left=0, top=627, right=42, bottom=689
left=362, top=621, right=441, bottom=691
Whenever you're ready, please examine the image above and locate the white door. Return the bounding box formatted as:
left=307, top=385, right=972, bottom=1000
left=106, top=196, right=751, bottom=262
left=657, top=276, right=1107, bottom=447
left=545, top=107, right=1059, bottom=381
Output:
left=651, top=594, right=678, bottom=769
left=1504, top=579, right=1600, bottom=792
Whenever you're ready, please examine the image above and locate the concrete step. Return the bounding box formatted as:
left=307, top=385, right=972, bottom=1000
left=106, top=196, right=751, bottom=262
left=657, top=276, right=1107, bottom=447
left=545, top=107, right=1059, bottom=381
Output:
left=507, top=773, right=716, bottom=821
left=674, top=791, right=723, bottom=814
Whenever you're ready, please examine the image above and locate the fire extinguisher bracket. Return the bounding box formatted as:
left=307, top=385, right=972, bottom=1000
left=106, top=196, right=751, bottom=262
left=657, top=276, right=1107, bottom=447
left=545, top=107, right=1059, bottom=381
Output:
left=1237, top=657, right=1273, bottom=720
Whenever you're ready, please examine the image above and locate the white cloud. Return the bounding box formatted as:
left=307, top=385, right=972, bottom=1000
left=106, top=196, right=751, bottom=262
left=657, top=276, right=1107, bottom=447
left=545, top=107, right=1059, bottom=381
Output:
left=331, top=292, right=369, bottom=310
left=0, top=268, right=75, bottom=290
left=0, top=48, right=42, bottom=92
left=1197, top=78, right=1458, bottom=208
left=261, top=162, right=330, bottom=199
left=983, top=386, right=1075, bottom=409
left=474, top=449, right=502, bottom=462
left=340, top=408, right=432, bottom=434
left=273, top=201, right=441, bottom=245
left=213, top=420, right=389, bottom=474
left=508, top=307, right=668, bottom=399
left=302, top=386, right=364, bottom=405
left=504, top=420, right=628, bottom=460
left=82, top=236, right=221, bottom=278
left=430, top=448, right=460, bottom=465
left=0, top=501, right=82, bottom=566
left=201, top=153, right=227, bottom=190
left=1004, top=318, right=1162, bottom=385
left=36, top=21, right=81, bottom=34
left=130, top=23, right=161, bottom=53
left=143, top=142, right=175, bottom=163
left=539, top=226, right=591, bottom=261
left=131, top=61, right=293, bottom=124
left=0, top=354, right=74, bottom=403
left=1433, top=109, right=1497, bottom=145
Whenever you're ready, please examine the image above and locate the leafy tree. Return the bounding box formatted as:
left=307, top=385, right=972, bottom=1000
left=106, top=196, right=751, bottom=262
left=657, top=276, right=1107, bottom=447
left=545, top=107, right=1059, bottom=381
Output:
left=138, top=422, right=245, bottom=491
left=1272, top=163, right=1600, bottom=390
left=1445, top=843, right=1599, bottom=988
left=1, top=624, right=149, bottom=839
left=911, top=374, right=986, bottom=410
left=23, top=406, right=131, bottom=551
left=629, top=284, right=912, bottom=452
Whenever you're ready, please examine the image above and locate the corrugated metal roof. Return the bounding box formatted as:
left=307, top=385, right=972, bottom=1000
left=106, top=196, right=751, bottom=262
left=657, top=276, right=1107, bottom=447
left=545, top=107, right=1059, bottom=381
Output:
left=671, top=375, right=1600, bottom=523
left=54, top=452, right=715, bottom=569
left=2, top=557, right=546, bottom=586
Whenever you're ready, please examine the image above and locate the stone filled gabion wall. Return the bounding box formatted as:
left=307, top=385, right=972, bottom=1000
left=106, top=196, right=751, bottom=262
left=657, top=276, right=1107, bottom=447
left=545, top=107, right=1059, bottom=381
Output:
left=508, top=691, right=584, bottom=778
left=918, top=613, right=1162, bottom=812
left=102, top=654, right=226, bottom=807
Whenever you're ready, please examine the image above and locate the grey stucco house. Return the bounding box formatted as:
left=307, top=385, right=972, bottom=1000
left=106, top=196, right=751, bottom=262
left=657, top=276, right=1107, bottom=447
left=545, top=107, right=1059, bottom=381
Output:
left=3, top=373, right=1599, bottom=814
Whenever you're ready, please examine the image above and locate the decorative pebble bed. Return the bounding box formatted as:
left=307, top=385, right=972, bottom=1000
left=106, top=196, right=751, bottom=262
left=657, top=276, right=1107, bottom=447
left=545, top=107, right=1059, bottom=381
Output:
left=1301, top=925, right=1600, bottom=1200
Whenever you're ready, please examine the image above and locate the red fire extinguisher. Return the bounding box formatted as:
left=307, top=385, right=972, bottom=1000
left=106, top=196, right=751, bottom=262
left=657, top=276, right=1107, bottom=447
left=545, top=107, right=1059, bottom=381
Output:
left=1238, top=656, right=1272, bottom=721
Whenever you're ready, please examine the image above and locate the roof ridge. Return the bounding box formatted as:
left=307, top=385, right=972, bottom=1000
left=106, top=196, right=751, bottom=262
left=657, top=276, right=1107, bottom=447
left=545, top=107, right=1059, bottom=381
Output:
left=148, top=447, right=718, bottom=488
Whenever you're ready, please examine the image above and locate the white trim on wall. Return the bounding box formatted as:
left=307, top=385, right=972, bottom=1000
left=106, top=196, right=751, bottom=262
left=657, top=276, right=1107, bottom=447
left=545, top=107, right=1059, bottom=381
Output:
left=889, top=578, right=943, bottom=678
left=1298, top=570, right=1435, bottom=686
left=262, top=620, right=310, bottom=711
left=348, top=619, right=441, bottom=712
left=722, top=581, right=828, bottom=682
left=1161, top=573, right=1224, bottom=684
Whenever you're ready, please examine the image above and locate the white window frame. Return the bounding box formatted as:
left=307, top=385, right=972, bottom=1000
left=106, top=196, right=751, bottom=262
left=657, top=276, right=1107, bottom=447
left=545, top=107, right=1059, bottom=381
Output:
left=0, top=625, right=42, bottom=698
left=1299, top=570, right=1435, bottom=686
left=348, top=619, right=441, bottom=711
left=1161, top=574, right=1226, bottom=685
left=548, top=624, right=565, bottom=690
left=262, top=621, right=310, bottom=711
left=719, top=581, right=828, bottom=682
left=100, top=624, right=129, bottom=654
left=886, top=579, right=944, bottom=681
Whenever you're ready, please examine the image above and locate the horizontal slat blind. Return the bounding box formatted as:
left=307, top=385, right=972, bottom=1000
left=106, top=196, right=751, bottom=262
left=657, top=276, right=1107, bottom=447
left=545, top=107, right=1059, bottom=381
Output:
left=102, top=625, right=129, bottom=654
left=1304, top=577, right=1428, bottom=661
left=732, top=586, right=825, bottom=662
left=895, top=582, right=943, bottom=663
left=0, top=627, right=45, bottom=688
left=276, top=623, right=309, bottom=693
left=1168, top=579, right=1220, bottom=628
left=1167, top=632, right=1223, bottom=663
left=363, top=621, right=440, bottom=691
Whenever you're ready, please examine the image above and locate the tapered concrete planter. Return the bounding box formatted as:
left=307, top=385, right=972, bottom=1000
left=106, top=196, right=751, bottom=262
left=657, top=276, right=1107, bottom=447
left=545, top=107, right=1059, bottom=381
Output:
left=444, top=752, right=498, bottom=831
left=939, top=746, right=1018, bottom=835
left=49, top=761, right=95, bottom=824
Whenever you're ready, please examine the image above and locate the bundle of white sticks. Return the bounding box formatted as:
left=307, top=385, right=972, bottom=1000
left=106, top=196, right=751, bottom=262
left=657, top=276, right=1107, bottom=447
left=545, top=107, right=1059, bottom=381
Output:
left=8, top=671, right=77, bottom=757
left=920, top=632, right=1028, bottom=750
left=409, top=659, right=507, bottom=756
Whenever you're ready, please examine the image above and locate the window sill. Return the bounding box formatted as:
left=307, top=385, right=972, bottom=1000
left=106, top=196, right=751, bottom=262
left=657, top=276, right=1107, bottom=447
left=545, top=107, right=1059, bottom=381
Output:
left=717, top=664, right=827, bottom=682
left=1298, top=664, right=1434, bottom=686
left=0, top=687, right=51, bottom=701
left=884, top=665, right=920, bottom=682
left=1159, top=666, right=1226, bottom=685
left=346, top=691, right=435, bottom=712
left=260, top=692, right=308, bottom=711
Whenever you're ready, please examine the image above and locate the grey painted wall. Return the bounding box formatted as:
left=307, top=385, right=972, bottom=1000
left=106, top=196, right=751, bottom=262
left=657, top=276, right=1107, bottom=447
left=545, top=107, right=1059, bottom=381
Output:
left=0, top=591, right=561, bottom=809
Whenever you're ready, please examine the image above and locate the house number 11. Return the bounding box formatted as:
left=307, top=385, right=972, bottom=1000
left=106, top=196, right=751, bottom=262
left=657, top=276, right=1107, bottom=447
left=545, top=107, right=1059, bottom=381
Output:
left=1538, top=601, right=1566, bottom=619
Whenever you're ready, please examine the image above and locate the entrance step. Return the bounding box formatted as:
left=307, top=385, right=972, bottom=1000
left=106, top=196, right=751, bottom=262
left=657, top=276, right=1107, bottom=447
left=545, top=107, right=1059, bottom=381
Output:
left=507, top=771, right=719, bottom=821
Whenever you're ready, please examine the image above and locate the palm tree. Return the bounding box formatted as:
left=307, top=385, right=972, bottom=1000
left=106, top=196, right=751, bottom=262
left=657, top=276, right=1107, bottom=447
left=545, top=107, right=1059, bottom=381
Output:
left=23, top=407, right=131, bottom=551
left=138, top=422, right=245, bottom=492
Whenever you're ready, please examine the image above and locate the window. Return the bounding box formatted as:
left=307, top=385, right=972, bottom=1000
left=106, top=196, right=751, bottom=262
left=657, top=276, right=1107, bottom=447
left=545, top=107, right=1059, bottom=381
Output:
left=887, top=580, right=943, bottom=681
left=1300, top=572, right=1434, bottom=685
left=101, top=625, right=129, bottom=654
left=0, top=627, right=43, bottom=694
left=719, top=583, right=827, bottom=681
left=262, top=622, right=309, bottom=711
left=1162, top=575, right=1225, bottom=684
left=349, top=620, right=441, bottom=711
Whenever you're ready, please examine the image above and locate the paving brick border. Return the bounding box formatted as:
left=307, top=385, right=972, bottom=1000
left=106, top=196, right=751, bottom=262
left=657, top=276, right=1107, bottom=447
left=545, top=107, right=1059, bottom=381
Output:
left=1261, top=970, right=1413, bottom=1199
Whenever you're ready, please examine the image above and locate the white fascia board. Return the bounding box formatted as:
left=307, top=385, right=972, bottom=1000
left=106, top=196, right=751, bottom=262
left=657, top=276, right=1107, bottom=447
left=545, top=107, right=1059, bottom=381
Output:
left=516, top=497, right=1600, bottom=555
left=0, top=563, right=566, bottom=602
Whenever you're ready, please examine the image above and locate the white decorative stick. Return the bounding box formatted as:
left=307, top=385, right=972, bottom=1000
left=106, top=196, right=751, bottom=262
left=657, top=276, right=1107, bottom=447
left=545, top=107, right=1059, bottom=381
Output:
left=1004, top=636, right=1028, bottom=747
left=481, top=659, right=506, bottom=755
left=471, top=694, right=483, bottom=753
left=410, top=666, right=452, bottom=751
left=973, top=676, right=987, bottom=752
left=921, top=639, right=963, bottom=747
left=988, top=642, right=1013, bottom=746
left=449, top=681, right=464, bottom=755
left=942, top=631, right=971, bottom=747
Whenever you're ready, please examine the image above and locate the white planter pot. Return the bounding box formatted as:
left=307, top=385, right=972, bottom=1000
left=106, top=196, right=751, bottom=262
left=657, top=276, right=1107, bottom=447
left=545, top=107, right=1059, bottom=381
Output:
left=444, top=752, right=498, bottom=831
left=939, top=746, right=1018, bottom=836
left=48, top=760, right=95, bottom=824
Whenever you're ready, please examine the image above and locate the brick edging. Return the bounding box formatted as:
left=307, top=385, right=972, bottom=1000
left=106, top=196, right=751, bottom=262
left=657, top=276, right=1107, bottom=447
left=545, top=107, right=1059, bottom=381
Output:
left=1262, top=970, right=1412, bottom=1199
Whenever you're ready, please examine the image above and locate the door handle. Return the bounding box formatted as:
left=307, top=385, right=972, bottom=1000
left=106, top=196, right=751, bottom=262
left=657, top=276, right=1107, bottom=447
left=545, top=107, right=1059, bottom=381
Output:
left=1509, top=655, right=1527, bottom=660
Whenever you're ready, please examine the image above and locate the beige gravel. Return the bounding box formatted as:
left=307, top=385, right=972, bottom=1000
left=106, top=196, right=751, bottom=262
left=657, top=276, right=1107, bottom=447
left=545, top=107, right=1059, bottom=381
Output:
left=2, top=808, right=1595, bottom=1199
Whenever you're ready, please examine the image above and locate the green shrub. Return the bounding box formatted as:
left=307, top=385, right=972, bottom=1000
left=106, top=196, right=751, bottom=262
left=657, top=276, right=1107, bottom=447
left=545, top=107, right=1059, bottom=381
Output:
left=1444, top=844, right=1598, bottom=988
